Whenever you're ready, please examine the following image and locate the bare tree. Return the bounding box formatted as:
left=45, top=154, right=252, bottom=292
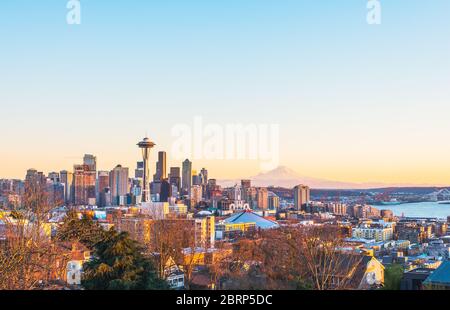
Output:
left=285, top=225, right=363, bottom=290
left=147, top=219, right=184, bottom=279
left=214, top=225, right=363, bottom=290
left=0, top=180, right=66, bottom=290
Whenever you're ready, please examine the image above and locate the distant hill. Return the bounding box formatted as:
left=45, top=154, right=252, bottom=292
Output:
left=218, top=166, right=448, bottom=190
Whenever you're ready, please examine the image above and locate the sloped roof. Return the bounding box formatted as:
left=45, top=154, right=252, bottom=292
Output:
left=424, top=260, right=450, bottom=286
left=223, top=211, right=279, bottom=229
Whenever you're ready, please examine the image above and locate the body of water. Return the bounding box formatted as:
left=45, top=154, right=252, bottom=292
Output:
left=375, top=202, right=450, bottom=219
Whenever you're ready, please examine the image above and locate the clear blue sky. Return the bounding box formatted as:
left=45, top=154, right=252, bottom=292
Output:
left=1, top=1, right=449, bottom=184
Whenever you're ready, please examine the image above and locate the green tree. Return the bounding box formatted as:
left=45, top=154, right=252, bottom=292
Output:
left=382, top=264, right=404, bottom=290
left=56, top=209, right=107, bottom=249
left=82, top=230, right=168, bottom=290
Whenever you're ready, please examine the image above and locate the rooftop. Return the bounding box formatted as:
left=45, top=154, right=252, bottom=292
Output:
left=223, top=211, right=279, bottom=230
left=424, top=260, right=450, bottom=286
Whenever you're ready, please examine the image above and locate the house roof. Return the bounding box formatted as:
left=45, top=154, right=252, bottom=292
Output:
left=223, top=211, right=279, bottom=229
left=424, top=260, right=450, bottom=286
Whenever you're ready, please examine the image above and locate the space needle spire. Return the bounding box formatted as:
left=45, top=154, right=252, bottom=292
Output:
left=137, top=136, right=155, bottom=203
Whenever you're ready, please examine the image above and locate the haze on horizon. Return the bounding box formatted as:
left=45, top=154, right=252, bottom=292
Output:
left=1, top=1, right=449, bottom=186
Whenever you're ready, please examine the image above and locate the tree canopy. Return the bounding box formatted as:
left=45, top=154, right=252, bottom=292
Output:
left=82, top=230, right=168, bottom=290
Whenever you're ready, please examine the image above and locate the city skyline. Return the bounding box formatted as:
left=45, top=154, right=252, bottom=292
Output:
left=2, top=1, right=450, bottom=296
left=5, top=144, right=450, bottom=189
left=1, top=1, right=450, bottom=184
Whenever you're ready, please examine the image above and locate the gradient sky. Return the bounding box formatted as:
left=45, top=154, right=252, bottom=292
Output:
left=1, top=1, right=449, bottom=185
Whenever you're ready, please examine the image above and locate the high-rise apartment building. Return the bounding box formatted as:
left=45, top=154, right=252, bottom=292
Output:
left=293, top=184, right=310, bottom=211
left=256, top=187, right=268, bottom=210
left=268, top=193, right=280, bottom=210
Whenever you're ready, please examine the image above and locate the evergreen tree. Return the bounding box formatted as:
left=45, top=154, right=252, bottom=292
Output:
left=382, top=264, right=404, bottom=290
left=56, top=209, right=107, bottom=249
left=82, top=230, right=168, bottom=290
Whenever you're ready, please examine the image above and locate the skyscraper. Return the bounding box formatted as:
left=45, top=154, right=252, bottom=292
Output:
left=192, top=171, right=201, bottom=186
left=73, top=164, right=96, bottom=206
left=293, top=184, right=310, bottom=211
left=81, top=154, right=97, bottom=204
left=60, top=170, right=73, bottom=205
left=200, top=168, right=208, bottom=185
left=48, top=172, right=60, bottom=183
left=154, top=151, right=167, bottom=182
left=97, top=171, right=110, bottom=207
left=135, top=161, right=144, bottom=179
left=182, top=159, right=192, bottom=196
left=169, top=167, right=181, bottom=191
left=83, top=154, right=97, bottom=171
left=97, top=171, right=110, bottom=194
left=110, top=165, right=129, bottom=206
left=137, top=137, right=155, bottom=203
left=160, top=179, right=171, bottom=203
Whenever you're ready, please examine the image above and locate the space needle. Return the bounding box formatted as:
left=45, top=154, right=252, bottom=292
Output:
left=137, top=137, right=155, bottom=203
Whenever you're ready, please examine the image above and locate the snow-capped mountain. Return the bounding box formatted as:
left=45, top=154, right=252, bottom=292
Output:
left=217, top=166, right=438, bottom=189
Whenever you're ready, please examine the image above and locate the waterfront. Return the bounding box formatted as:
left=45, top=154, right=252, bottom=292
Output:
left=376, top=202, right=450, bottom=219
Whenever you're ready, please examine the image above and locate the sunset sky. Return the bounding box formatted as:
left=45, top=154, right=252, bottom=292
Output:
left=1, top=1, right=450, bottom=185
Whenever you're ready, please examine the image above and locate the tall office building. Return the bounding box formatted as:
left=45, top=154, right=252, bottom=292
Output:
left=293, top=184, right=310, bottom=211
left=97, top=171, right=110, bottom=194
left=200, top=168, right=208, bottom=185
left=130, top=178, right=143, bottom=205
left=160, top=179, right=171, bottom=203
left=256, top=187, right=269, bottom=210
left=135, top=161, right=144, bottom=179
left=192, top=171, right=201, bottom=186
left=153, top=151, right=167, bottom=182
left=48, top=172, right=60, bottom=183
left=73, top=164, right=96, bottom=206
left=97, top=171, right=111, bottom=207
left=83, top=154, right=97, bottom=171
left=46, top=179, right=65, bottom=207
left=182, top=159, right=192, bottom=196
left=110, top=165, right=129, bottom=206
left=169, top=167, right=181, bottom=191
left=74, top=154, right=97, bottom=205
left=25, top=169, right=46, bottom=187
left=60, top=170, right=73, bottom=205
